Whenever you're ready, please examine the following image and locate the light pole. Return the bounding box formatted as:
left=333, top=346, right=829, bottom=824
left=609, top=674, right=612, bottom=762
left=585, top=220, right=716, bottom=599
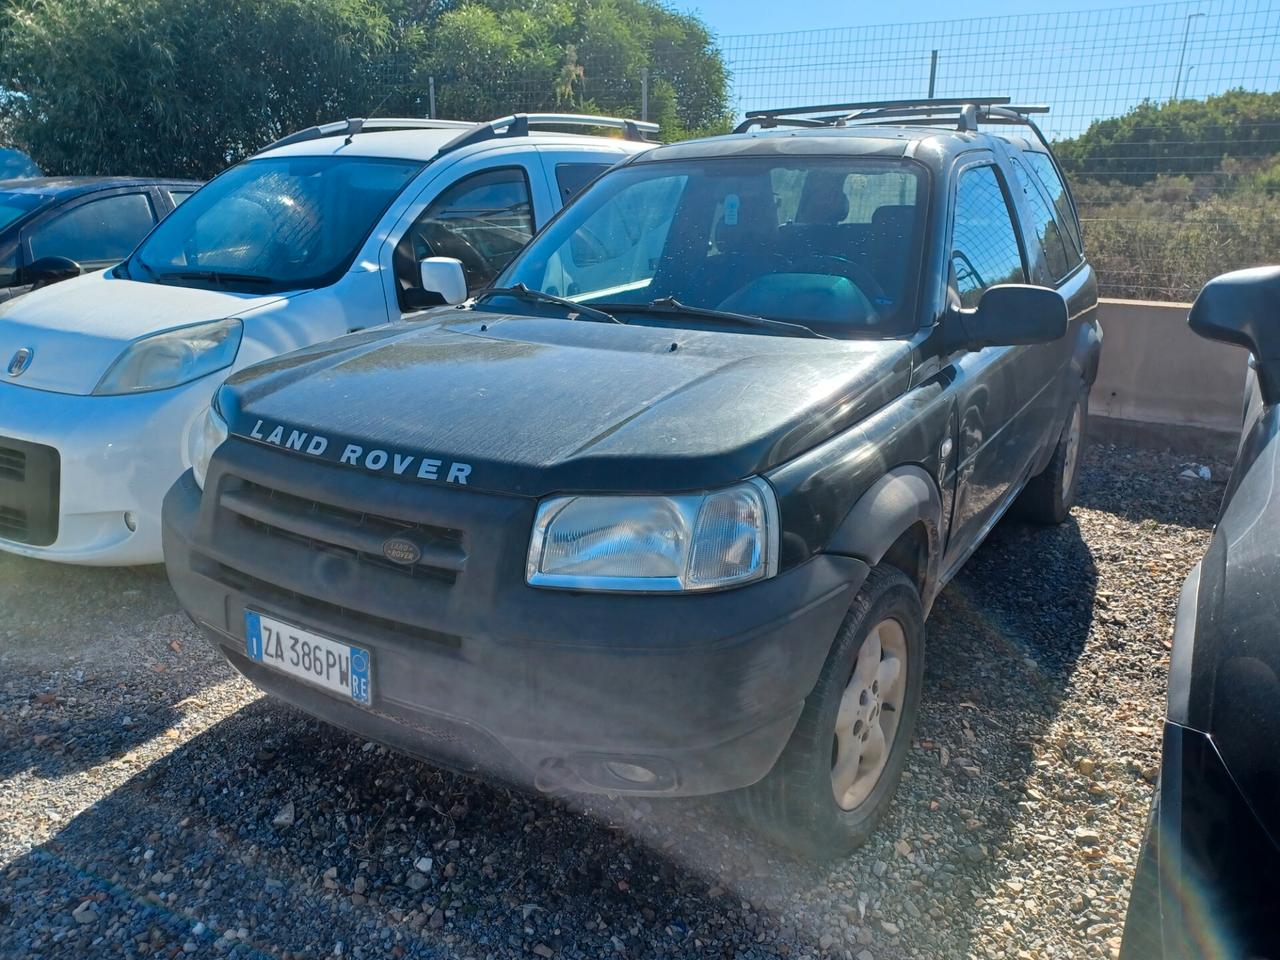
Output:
left=1172, top=12, right=1205, bottom=101
left=1180, top=64, right=1197, bottom=100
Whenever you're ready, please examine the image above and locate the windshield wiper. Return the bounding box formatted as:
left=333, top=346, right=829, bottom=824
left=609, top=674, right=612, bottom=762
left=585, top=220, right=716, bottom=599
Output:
left=475, top=284, right=622, bottom=325
left=161, top=270, right=274, bottom=286
left=595, top=297, right=829, bottom=339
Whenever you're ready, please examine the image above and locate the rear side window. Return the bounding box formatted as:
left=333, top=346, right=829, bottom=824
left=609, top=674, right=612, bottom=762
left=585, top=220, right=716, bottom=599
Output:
left=401, top=167, right=534, bottom=292
left=555, top=163, right=611, bottom=203
left=1009, top=157, right=1073, bottom=282
left=951, top=165, right=1025, bottom=309
left=1023, top=152, right=1083, bottom=257
left=30, top=192, right=156, bottom=265
left=169, top=189, right=196, bottom=207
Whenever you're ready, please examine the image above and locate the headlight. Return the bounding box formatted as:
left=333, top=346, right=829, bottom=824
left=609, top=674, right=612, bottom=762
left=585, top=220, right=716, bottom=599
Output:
left=188, top=402, right=228, bottom=491
left=526, top=478, right=779, bottom=592
left=94, top=318, right=242, bottom=395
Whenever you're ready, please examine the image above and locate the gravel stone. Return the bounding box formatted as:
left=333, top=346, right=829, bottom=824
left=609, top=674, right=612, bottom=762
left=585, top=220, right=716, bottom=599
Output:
left=0, top=444, right=1225, bottom=959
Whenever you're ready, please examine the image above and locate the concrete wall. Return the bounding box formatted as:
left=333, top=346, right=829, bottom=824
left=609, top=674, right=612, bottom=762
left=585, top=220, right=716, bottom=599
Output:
left=1090, top=298, right=1250, bottom=451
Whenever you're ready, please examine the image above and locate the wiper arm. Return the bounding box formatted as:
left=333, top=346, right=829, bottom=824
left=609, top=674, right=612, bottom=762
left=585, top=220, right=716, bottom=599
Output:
left=597, top=297, right=829, bottom=340
left=162, top=270, right=274, bottom=285
left=475, top=284, right=622, bottom=325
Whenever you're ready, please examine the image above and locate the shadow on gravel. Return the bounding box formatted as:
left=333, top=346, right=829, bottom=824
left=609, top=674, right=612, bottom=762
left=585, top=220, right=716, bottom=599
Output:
left=1075, top=443, right=1228, bottom=529
left=0, top=553, right=220, bottom=779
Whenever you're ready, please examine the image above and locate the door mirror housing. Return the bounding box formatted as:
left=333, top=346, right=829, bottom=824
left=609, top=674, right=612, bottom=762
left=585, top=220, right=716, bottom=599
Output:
left=950, top=284, right=1069, bottom=351
left=419, top=257, right=467, bottom=306
left=22, top=255, right=81, bottom=289
left=1189, top=266, right=1280, bottom=405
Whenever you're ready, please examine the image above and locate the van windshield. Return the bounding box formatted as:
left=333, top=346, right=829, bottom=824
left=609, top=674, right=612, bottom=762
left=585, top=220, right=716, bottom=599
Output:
left=497, top=155, right=926, bottom=337
left=127, top=155, right=423, bottom=293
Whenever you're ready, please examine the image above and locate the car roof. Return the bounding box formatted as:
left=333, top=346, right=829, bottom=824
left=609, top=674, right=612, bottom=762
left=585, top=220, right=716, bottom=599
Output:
left=630, top=124, right=1044, bottom=168
left=0, top=176, right=201, bottom=198
left=254, top=128, right=648, bottom=163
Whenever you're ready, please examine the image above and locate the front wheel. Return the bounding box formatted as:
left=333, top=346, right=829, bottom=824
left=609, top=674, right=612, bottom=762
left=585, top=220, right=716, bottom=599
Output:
left=1017, top=388, right=1088, bottom=525
left=732, top=565, right=925, bottom=858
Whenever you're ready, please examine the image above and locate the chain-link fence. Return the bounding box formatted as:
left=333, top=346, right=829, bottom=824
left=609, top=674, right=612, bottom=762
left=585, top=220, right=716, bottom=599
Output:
left=720, top=0, right=1280, bottom=300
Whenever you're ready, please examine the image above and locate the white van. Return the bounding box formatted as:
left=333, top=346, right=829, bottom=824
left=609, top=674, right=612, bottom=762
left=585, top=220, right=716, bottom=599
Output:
left=0, top=114, right=655, bottom=564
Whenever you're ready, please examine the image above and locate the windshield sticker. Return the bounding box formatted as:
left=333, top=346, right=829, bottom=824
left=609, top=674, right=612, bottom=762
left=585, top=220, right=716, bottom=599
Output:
left=724, top=193, right=740, bottom=226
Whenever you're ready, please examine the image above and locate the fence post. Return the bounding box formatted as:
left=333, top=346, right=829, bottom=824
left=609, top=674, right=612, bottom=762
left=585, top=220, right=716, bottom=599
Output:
left=927, top=50, right=938, bottom=98
left=428, top=76, right=436, bottom=119
left=641, top=67, right=649, bottom=121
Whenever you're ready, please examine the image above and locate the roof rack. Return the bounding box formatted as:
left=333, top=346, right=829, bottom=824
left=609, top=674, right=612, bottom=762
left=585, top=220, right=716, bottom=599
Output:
left=264, top=117, right=476, bottom=152
left=437, top=113, right=660, bottom=156
left=736, top=97, right=1049, bottom=135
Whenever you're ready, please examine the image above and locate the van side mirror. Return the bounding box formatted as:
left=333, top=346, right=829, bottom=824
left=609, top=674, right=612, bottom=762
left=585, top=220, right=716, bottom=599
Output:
left=419, top=257, right=467, bottom=306
left=22, top=255, right=81, bottom=289
left=1189, top=266, right=1280, bottom=405
left=950, top=284, right=1069, bottom=350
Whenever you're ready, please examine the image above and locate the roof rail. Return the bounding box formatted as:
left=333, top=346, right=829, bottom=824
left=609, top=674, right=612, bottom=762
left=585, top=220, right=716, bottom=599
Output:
left=735, top=97, right=1050, bottom=135
left=264, top=117, right=476, bottom=152
left=437, top=113, right=660, bottom=156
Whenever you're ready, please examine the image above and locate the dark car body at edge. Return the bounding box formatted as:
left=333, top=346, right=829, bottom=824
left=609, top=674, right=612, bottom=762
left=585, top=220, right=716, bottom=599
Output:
left=162, top=117, right=1101, bottom=811
left=1122, top=267, right=1280, bottom=960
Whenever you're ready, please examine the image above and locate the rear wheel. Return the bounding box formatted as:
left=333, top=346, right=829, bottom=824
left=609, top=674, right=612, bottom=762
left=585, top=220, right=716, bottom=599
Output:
left=1018, top=388, right=1088, bottom=524
left=732, top=565, right=924, bottom=858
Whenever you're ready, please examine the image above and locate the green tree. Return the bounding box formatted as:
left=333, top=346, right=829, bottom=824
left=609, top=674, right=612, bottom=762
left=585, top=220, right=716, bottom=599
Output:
left=0, top=0, right=394, bottom=178
left=1055, top=89, right=1280, bottom=186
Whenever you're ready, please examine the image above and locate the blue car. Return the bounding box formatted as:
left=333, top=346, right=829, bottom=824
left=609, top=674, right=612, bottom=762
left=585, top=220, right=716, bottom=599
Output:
left=0, top=176, right=200, bottom=303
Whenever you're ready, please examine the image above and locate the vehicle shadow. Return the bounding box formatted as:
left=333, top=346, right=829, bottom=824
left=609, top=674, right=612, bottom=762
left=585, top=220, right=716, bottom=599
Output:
left=0, top=514, right=1099, bottom=960
left=0, top=553, right=225, bottom=780
left=1075, top=442, right=1228, bottom=530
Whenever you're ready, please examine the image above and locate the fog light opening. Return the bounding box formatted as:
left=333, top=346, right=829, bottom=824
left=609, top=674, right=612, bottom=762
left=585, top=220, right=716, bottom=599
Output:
left=603, top=760, right=658, bottom=785
left=123, top=511, right=138, bottom=533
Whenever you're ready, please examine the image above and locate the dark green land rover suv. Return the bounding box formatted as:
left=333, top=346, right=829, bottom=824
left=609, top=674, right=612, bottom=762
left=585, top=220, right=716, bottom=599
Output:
left=163, top=98, right=1101, bottom=856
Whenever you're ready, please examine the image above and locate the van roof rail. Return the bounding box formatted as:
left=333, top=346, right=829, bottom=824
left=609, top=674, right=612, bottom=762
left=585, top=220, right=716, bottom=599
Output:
left=437, top=113, right=660, bottom=156
left=263, top=117, right=477, bottom=152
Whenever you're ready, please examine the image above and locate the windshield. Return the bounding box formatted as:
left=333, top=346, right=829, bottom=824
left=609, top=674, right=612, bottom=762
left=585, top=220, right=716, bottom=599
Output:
left=496, top=156, right=926, bottom=337
left=0, top=192, right=46, bottom=232
left=128, top=155, right=423, bottom=293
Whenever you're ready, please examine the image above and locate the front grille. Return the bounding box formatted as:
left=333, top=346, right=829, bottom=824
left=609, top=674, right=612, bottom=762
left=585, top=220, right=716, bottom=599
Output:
left=210, top=561, right=462, bottom=652
left=221, top=480, right=466, bottom=585
left=0, top=437, right=58, bottom=546
left=0, top=506, right=26, bottom=539
left=0, top=447, right=25, bottom=482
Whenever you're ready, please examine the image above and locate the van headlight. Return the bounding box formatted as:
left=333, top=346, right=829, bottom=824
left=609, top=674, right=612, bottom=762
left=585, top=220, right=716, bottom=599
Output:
left=188, top=402, right=228, bottom=491
left=94, top=318, right=242, bottom=395
left=526, top=478, right=779, bottom=592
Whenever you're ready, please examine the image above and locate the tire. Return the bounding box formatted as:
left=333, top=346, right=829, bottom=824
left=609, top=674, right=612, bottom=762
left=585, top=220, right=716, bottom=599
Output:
left=732, top=564, right=925, bottom=859
left=1017, top=388, right=1088, bottom=525
left=1119, top=796, right=1163, bottom=960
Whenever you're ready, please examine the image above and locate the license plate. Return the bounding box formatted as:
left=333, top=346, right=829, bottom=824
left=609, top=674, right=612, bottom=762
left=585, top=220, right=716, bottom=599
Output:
left=245, top=611, right=372, bottom=706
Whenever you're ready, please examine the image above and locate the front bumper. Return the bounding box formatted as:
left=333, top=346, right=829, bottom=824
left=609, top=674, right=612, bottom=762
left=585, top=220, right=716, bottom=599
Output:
left=163, top=458, right=867, bottom=796
left=0, top=376, right=215, bottom=565
left=1132, top=722, right=1280, bottom=960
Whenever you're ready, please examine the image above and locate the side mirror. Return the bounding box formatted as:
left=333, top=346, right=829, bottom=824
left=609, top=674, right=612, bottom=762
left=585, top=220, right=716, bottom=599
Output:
left=1189, top=266, right=1280, bottom=405
left=22, top=255, right=81, bottom=289
left=419, top=257, right=467, bottom=306
left=951, top=284, right=1068, bottom=350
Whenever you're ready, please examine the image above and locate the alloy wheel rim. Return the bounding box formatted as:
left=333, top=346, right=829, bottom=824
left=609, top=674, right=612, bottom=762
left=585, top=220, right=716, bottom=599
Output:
left=1062, top=404, right=1084, bottom=495
left=831, top=617, right=908, bottom=811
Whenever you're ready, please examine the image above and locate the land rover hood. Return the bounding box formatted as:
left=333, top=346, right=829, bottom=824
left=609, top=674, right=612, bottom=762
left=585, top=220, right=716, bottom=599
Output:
left=0, top=269, right=287, bottom=395
left=220, top=314, right=913, bottom=496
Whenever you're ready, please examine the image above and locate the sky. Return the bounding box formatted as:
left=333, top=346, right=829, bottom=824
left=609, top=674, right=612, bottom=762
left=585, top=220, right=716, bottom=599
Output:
left=676, top=0, right=1161, bottom=38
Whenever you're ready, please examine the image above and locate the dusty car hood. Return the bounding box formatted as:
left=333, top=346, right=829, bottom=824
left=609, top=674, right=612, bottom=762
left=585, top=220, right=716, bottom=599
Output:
left=0, top=270, right=286, bottom=395
left=220, top=312, right=913, bottom=497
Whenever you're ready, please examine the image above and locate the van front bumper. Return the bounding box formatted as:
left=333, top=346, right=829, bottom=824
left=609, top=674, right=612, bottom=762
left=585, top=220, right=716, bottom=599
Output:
left=162, top=457, right=866, bottom=796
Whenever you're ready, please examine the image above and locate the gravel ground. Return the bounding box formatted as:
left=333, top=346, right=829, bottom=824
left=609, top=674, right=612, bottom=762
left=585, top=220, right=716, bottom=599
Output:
left=0, top=443, right=1227, bottom=960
